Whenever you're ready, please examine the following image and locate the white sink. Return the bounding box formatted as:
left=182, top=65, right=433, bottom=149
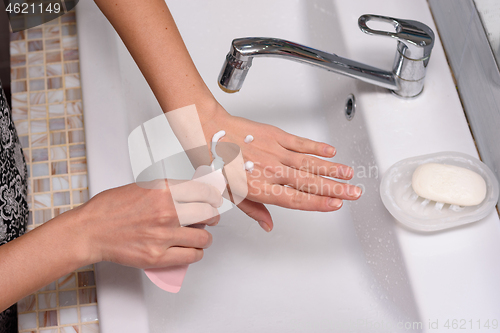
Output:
left=76, top=0, right=500, bottom=332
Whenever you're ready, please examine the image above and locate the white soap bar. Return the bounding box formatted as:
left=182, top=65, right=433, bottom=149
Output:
left=412, top=163, right=487, bottom=206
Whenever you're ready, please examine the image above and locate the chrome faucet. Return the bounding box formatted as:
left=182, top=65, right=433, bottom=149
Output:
left=218, top=14, right=435, bottom=98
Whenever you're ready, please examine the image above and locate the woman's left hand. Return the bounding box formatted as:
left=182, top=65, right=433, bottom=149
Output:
left=200, top=104, right=362, bottom=232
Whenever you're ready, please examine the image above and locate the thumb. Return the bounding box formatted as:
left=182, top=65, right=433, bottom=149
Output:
left=237, top=199, right=273, bottom=232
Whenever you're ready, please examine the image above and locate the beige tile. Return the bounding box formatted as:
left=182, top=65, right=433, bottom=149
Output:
left=30, top=91, right=46, bottom=105
left=69, top=144, right=85, bottom=158
left=50, top=131, right=66, bottom=145
left=44, top=26, right=60, bottom=39
left=12, top=93, right=28, bottom=107
left=18, top=312, right=37, bottom=330
left=61, top=12, right=76, bottom=24
left=71, top=174, right=87, bottom=189
left=49, top=104, right=65, bottom=117
left=58, top=273, right=76, bottom=290
left=29, top=78, right=45, bottom=91
left=13, top=120, right=29, bottom=136
left=45, top=38, right=61, bottom=51
left=34, top=193, right=51, bottom=208
left=62, top=24, right=77, bottom=36
left=79, top=288, right=97, bottom=304
left=29, top=65, right=45, bottom=78
left=46, top=51, right=62, bottom=63
left=32, top=148, right=48, bottom=162
left=10, top=41, right=26, bottom=55
left=17, top=294, right=36, bottom=312
left=59, top=290, right=77, bottom=307
left=68, top=130, right=84, bottom=144
left=53, top=191, right=70, bottom=206
left=66, top=101, right=82, bottom=115
left=67, top=115, right=83, bottom=129
left=78, top=271, right=95, bottom=287
left=31, top=133, right=48, bottom=147
left=11, top=67, right=27, bottom=80
left=11, top=80, right=27, bottom=93
left=33, top=178, right=50, bottom=193
left=62, top=36, right=78, bottom=49
left=10, top=31, right=25, bottom=41
left=59, top=307, right=78, bottom=326
left=12, top=106, right=28, bottom=121
left=64, top=74, right=80, bottom=88
left=72, top=189, right=89, bottom=205
left=38, top=292, right=57, bottom=310
left=27, top=52, right=44, bottom=65
left=53, top=176, right=69, bottom=191
left=51, top=161, right=68, bottom=175
left=46, top=63, right=63, bottom=76
left=63, top=49, right=79, bottom=62
left=51, top=146, right=68, bottom=160
left=47, top=89, right=64, bottom=103
left=39, top=309, right=58, bottom=327
left=30, top=119, right=47, bottom=133
left=69, top=158, right=87, bottom=173
left=32, top=163, right=50, bottom=177
left=49, top=118, right=65, bottom=131
left=27, top=28, right=43, bottom=40
left=34, top=209, right=52, bottom=224
left=47, top=77, right=63, bottom=89
left=10, top=54, right=26, bottom=67
left=30, top=105, right=48, bottom=119
left=64, top=62, right=79, bottom=74
left=28, top=40, right=44, bottom=52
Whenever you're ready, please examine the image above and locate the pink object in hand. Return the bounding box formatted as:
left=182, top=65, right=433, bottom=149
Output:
left=144, top=166, right=226, bottom=293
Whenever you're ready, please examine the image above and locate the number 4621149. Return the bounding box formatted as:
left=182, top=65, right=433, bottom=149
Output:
left=5, top=2, right=61, bottom=14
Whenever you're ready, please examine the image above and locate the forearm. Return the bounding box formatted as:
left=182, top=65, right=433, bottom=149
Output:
left=94, top=0, right=218, bottom=118
left=0, top=210, right=89, bottom=312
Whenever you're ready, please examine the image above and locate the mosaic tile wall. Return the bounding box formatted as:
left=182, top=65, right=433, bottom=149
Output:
left=9, top=11, right=100, bottom=333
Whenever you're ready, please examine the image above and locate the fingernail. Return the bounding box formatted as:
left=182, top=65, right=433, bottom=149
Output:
left=342, top=167, right=353, bottom=178
left=258, top=220, right=272, bottom=232
left=324, top=145, right=336, bottom=156
left=328, top=198, right=343, bottom=208
left=353, top=186, right=362, bottom=197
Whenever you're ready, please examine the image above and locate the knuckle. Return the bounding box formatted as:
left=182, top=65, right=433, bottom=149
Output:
left=145, top=247, right=164, bottom=267
left=299, top=156, right=310, bottom=170
left=291, top=191, right=304, bottom=206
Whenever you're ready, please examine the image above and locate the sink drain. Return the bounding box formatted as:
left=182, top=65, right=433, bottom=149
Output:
left=344, top=94, right=355, bottom=121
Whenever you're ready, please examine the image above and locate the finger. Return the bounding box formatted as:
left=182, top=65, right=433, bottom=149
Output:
left=280, top=153, right=353, bottom=180
left=172, top=227, right=213, bottom=249
left=169, top=180, right=223, bottom=208
left=174, top=202, right=219, bottom=226
left=237, top=198, right=273, bottom=232
left=278, top=168, right=362, bottom=200
left=154, top=247, right=205, bottom=267
left=259, top=183, right=344, bottom=211
left=277, top=131, right=336, bottom=157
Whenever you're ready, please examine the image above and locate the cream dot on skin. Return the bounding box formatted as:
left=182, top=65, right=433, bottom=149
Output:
left=245, top=161, right=254, bottom=173
left=244, top=135, right=254, bottom=143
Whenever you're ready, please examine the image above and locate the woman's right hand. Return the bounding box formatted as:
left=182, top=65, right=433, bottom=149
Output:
left=73, top=179, right=222, bottom=269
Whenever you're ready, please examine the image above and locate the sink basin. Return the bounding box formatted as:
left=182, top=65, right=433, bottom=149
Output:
left=76, top=0, right=500, bottom=332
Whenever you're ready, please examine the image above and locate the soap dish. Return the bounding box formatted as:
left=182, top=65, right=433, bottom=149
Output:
left=380, top=152, right=499, bottom=231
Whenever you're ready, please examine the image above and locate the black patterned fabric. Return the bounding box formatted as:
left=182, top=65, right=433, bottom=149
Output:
left=0, top=80, right=28, bottom=333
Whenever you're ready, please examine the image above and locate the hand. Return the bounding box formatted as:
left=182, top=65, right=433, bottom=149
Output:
left=201, top=105, right=362, bottom=232
left=74, top=179, right=222, bottom=269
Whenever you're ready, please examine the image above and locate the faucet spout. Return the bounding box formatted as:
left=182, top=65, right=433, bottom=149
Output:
left=218, top=14, right=435, bottom=98
left=218, top=37, right=398, bottom=93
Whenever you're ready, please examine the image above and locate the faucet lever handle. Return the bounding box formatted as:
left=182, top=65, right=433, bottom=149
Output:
left=358, top=14, right=434, bottom=60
